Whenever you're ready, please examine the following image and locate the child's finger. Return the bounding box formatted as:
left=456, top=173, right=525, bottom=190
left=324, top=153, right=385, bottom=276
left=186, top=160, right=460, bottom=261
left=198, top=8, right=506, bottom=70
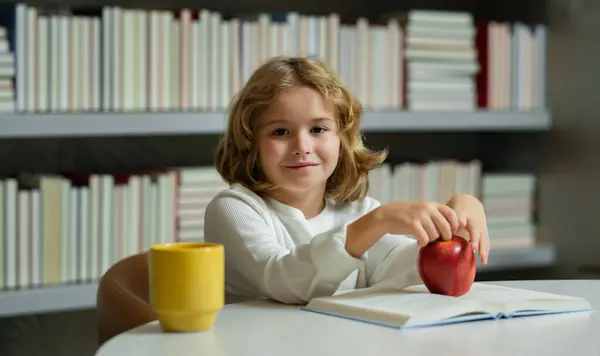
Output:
left=421, top=218, right=440, bottom=242
left=431, top=210, right=453, bottom=240
left=465, top=217, right=480, bottom=250
left=438, top=204, right=460, bottom=233
left=479, top=231, right=490, bottom=264
left=412, top=221, right=430, bottom=247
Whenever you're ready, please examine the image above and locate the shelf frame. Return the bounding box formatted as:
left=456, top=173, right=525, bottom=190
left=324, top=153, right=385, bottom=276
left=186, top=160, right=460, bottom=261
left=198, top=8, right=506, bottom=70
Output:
left=0, top=110, right=551, bottom=139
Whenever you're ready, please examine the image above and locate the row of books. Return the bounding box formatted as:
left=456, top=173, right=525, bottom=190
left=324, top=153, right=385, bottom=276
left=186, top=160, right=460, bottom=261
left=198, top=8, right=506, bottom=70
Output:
left=0, top=4, right=547, bottom=114
left=369, top=160, right=537, bottom=249
left=0, top=167, right=228, bottom=291
left=481, top=173, right=536, bottom=250
left=0, top=162, right=537, bottom=291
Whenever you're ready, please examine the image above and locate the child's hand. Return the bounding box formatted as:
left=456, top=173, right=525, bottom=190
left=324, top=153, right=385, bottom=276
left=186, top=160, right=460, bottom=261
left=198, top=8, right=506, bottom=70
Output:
left=446, top=194, right=490, bottom=264
left=377, top=201, right=461, bottom=247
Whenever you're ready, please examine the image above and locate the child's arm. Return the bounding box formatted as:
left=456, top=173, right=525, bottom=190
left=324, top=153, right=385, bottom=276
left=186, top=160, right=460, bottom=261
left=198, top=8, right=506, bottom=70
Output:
left=364, top=235, right=423, bottom=289
left=355, top=198, right=423, bottom=289
left=204, top=191, right=366, bottom=305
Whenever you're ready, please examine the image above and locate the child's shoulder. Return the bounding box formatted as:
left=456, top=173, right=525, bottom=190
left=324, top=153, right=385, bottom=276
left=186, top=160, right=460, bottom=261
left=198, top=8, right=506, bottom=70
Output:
left=206, top=183, right=271, bottom=215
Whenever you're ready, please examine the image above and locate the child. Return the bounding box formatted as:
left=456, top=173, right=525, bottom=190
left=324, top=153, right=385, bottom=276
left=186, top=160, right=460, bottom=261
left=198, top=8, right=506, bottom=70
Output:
left=204, top=56, right=490, bottom=305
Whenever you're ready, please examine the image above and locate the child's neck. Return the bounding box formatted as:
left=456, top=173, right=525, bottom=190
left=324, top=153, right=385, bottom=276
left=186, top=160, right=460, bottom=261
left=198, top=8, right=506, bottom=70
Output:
left=271, top=188, right=326, bottom=219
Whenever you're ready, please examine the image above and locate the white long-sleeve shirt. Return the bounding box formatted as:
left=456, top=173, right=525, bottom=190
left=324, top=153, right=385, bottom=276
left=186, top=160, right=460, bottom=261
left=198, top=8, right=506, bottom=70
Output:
left=203, top=183, right=423, bottom=305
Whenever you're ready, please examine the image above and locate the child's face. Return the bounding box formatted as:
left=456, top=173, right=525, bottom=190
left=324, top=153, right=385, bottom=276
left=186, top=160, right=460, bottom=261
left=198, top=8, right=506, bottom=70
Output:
left=257, top=86, right=341, bottom=200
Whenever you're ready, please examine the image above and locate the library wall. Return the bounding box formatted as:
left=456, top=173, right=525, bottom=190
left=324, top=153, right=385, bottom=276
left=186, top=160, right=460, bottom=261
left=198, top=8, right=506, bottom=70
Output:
left=0, top=0, right=564, bottom=355
left=537, top=0, right=600, bottom=276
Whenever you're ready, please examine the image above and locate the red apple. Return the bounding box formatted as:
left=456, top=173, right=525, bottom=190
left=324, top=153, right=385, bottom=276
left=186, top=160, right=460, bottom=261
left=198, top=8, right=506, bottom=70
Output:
left=417, top=235, right=476, bottom=297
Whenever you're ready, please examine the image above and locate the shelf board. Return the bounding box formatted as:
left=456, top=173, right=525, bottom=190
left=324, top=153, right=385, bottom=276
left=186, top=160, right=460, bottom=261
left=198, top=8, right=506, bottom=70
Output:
left=477, top=244, right=557, bottom=272
left=0, top=282, right=98, bottom=317
left=0, top=110, right=551, bottom=138
left=360, top=110, right=551, bottom=132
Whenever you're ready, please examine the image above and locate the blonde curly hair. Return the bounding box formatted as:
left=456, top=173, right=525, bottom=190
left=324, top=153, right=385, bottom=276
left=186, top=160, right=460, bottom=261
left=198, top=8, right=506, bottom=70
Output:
left=215, top=56, right=387, bottom=205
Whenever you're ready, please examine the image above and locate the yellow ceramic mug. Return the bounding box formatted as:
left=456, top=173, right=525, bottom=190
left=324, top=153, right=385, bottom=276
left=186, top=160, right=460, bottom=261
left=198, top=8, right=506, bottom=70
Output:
left=148, top=242, right=224, bottom=332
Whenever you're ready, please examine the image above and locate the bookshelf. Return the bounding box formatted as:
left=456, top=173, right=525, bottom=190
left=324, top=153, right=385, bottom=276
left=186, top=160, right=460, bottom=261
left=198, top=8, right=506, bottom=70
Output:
left=0, top=243, right=555, bottom=318
left=0, top=0, right=556, bottom=320
left=0, top=110, right=551, bottom=138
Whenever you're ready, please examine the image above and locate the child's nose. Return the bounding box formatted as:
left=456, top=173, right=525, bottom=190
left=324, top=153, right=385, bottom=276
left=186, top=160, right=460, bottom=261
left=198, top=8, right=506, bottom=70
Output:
left=292, top=133, right=312, bottom=155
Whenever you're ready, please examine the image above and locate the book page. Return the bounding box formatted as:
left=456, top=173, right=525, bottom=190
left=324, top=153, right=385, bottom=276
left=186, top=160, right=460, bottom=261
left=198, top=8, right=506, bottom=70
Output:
left=457, top=283, right=592, bottom=315
left=305, top=285, right=494, bottom=326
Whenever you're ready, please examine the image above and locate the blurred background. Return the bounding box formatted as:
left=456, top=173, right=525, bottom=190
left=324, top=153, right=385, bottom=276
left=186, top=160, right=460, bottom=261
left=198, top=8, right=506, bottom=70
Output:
left=0, top=0, right=599, bottom=354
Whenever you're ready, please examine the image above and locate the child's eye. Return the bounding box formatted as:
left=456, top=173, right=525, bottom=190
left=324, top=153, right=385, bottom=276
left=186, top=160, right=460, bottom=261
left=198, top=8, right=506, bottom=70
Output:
left=311, top=126, right=327, bottom=134
left=272, top=128, right=288, bottom=136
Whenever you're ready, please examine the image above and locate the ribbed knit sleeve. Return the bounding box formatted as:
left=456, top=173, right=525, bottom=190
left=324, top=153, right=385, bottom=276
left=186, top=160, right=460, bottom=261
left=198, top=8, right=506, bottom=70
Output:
left=359, top=198, right=424, bottom=289
left=203, top=190, right=365, bottom=304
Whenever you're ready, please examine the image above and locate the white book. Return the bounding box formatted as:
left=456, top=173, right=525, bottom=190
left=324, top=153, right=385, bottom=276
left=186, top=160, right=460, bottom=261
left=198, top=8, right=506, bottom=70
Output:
left=89, top=175, right=100, bottom=280
left=78, top=187, right=89, bottom=282
left=71, top=16, right=81, bottom=111
left=170, top=16, right=179, bottom=110
left=286, top=13, right=299, bottom=57
left=220, top=20, right=230, bottom=110
left=388, top=19, right=402, bottom=109
left=123, top=9, right=134, bottom=111
left=49, top=15, right=60, bottom=111
left=29, top=190, right=40, bottom=286
left=369, top=26, right=387, bottom=109
left=209, top=12, right=221, bottom=110
left=60, top=179, right=70, bottom=283
left=167, top=172, right=177, bottom=243
left=150, top=177, right=158, bottom=246
left=327, top=14, right=339, bottom=72
left=111, top=7, right=123, bottom=111
left=113, top=185, right=122, bottom=260
left=409, top=10, right=473, bottom=28
left=156, top=174, right=168, bottom=244
left=102, top=7, right=113, bottom=111
left=240, top=21, right=254, bottom=85
left=14, top=4, right=26, bottom=112
left=92, top=17, right=101, bottom=111
left=198, top=10, right=210, bottom=109
left=4, top=179, right=17, bottom=289
left=229, top=18, right=241, bottom=98
left=26, top=7, right=36, bottom=112
left=303, top=283, right=593, bottom=329
left=68, top=187, right=78, bottom=283
left=141, top=176, right=153, bottom=249
left=58, top=14, right=70, bottom=111
left=180, top=9, right=192, bottom=110
left=18, top=190, right=29, bottom=288
left=100, top=175, right=114, bottom=276
left=356, top=18, right=369, bottom=106
left=137, top=10, right=148, bottom=111
left=37, top=16, right=49, bottom=112
left=147, top=10, right=158, bottom=111
left=80, top=17, right=90, bottom=111
left=114, top=184, right=127, bottom=259
left=127, top=176, right=141, bottom=256
left=190, top=17, right=199, bottom=109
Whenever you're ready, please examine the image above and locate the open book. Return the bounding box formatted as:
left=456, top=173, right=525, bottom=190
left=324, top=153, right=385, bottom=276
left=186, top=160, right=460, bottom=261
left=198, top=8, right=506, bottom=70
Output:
left=301, top=283, right=593, bottom=329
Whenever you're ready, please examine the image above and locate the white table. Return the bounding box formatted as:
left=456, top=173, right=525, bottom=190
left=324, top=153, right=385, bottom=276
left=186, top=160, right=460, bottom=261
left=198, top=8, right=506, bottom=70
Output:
left=95, top=280, right=600, bottom=356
